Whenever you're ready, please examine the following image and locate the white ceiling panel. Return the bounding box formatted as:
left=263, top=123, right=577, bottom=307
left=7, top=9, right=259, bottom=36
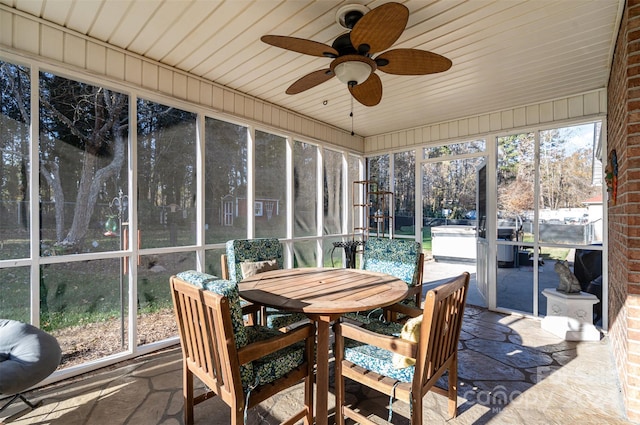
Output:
left=1, top=0, right=622, bottom=138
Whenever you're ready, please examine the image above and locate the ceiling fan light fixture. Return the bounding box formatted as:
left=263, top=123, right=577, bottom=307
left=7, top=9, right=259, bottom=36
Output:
left=334, top=60, right=372, bottom=86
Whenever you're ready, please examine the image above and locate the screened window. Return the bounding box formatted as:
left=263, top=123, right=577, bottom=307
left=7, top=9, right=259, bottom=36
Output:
left=424, top=140, right=485, bottom=159
left=39, top=72, right=129, bottom=255
left=294, top=141, right=317, bottom=237
left=323, top=149, right=343, bottom=235
left=204, top=118, right=248, bottom=243
left=394, top=150, right=415, bottom=236
left=137, top=99, right=197, bottom=248
left=0, top=61, right=30, bottom=260
left=255, top=130, right=286, bottom=238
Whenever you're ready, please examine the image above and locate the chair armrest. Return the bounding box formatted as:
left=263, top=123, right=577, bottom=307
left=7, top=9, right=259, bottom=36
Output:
left=237, top=322, right=315, bottom=364
left=337, top=322, right=417, bottom=359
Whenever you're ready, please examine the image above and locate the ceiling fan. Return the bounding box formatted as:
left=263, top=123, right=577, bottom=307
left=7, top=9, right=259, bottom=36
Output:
left=261, top=2, right=452, bottom=107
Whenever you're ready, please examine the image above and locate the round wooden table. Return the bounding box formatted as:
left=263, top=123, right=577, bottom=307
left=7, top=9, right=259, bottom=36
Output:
left=239, top=267, right=408, bottom=425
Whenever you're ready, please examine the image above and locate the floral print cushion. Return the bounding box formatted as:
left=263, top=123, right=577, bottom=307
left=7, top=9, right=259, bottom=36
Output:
left=176, top=271, right=255, bottom=386
left=344, top=340, right=415, bottom=383
left=343, top=309, right=385, bottom=325
left=176, top=271, right=249, bottom=348
left=176, top=270, right=218, bottom=288
left=266, top=311, right=309, bottom=330
left=225, top=238, right=284, bottom=283
left=226, top=239, right=307, bottom=330
left=343, top=318, right=423, bottom=382
left=244, top=326, right=306, bottom=389
left=361, top=319, right=403, bottom=336
left=362, top=238, right=422, bottom=286
left=343, top=319, right=413, bottom=381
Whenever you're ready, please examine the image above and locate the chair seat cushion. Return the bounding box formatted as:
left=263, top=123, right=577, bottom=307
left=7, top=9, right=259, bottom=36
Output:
left=265, top=310, right=308, bottom=329
left=175, top=270, right=218, bottom=288
left=360, top=320, right=403, bottom=336
left=343, top=309, right=384, bottom=325
left=344, top=340, right=414, bottom=383
left=244, top=326, right=306, bottom=389
left=343, top=319, right=417, bottom=382
left=0, top=319, right=62, bottom=395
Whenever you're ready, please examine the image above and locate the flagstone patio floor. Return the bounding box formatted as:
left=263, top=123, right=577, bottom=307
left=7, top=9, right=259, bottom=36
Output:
left=1, top=304, right=631, bottom=425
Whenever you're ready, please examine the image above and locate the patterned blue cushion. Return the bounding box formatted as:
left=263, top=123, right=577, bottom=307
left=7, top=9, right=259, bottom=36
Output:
left=266, top=310, right=309, bottom=329
left=177, top=272, right=249, bottom=347
left=225, top=238, right=284, bottom=283
left=344, top=340, right=415, bottom=383
left=176, top=271, right=254, bottom=386
left=361, top=320, right=403, bottom=336
left=245, top=326, right=306, bottom=389
left=177, top=271, right=306, bottom=390
left=176, top=270, right=218, bottom=288
left=226, top=239, right=306, bottom=330
left=343, top=319, right=415, bottom=382
left=343, top=309, right=385, bottom=324
left=363, top=238, right=422, bottom=287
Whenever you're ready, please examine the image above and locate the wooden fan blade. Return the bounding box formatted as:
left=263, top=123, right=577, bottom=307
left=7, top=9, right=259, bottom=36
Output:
left=350, top=2, right=409, bottom=55
left=286, top=69, right=334, bottom=94
left=349, top=73, right=382, bottom=107
left=376, top=49, right=452, bottom=75
left=261, top=35, right=338, bottom=58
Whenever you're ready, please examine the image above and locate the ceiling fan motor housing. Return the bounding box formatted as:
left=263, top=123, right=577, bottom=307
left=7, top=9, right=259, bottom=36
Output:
left=344, top=10, right=363, bottom=29
left=336, top=4, right=370, bottom=30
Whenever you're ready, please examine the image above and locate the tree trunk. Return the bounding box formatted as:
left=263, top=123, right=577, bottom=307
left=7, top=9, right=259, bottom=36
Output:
left=62, top=133, right=126, bottom=247
left=40, top=159, right=65, bottom=242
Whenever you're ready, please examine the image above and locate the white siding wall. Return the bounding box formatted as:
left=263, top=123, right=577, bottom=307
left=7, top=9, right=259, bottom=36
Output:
left=0, top=7, right=362, bottom=152
left=364, top=89, right=606, bottom=154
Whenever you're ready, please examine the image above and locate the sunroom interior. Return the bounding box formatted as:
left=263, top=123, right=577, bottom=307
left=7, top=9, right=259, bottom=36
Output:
left=1, top=0, right=637, bottom=423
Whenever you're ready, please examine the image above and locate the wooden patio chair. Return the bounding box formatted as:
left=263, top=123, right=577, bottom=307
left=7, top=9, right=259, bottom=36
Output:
left=221, top=238, right=307, bottom=329
left=170, top=272, right=315, bottom=425
left=346, top=238, right=424, bottom=323
left=333, top=272, right=470, bottom=425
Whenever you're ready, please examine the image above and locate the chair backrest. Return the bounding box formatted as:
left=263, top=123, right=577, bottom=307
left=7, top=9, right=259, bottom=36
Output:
left=171, top=271, right=253, bottom=395
left=414, top=272, right=469, bottom=387
left=363, top=238, right=422, bottom=286
left=223, top=238, right=284, bottom=282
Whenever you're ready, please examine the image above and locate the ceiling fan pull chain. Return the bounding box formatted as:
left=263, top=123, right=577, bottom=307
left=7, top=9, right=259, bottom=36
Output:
left=350, top=96, right=355, bottom=136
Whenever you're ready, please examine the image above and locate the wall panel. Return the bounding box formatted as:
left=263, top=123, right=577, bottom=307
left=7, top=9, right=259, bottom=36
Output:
left=125, top=55, right=142, bottom=86
left=64, top=34, right=85, bottom=69
left=87, top=42, right=107, bottom=75
left=105, top=49, right=125, bottom=81
left=0, top=10, right=12, bottom=46
left=41, top=26, right=63, bottom=62
left=365, top=89, right=607, bottom=153
left=14, top=16, right=39, bottom=54
left=141, top=61, right=158, bottom=91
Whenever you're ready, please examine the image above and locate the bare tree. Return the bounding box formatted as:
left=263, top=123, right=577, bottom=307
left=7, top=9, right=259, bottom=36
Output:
left=39, top=74, right=128, bottom=250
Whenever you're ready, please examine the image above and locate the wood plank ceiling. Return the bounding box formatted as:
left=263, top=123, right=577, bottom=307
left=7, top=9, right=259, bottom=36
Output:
left=1, top=0, right=623, bottom=138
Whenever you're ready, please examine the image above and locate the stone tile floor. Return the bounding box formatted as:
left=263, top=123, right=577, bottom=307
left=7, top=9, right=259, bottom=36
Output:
left=1, top=305, right=631, bottom=425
